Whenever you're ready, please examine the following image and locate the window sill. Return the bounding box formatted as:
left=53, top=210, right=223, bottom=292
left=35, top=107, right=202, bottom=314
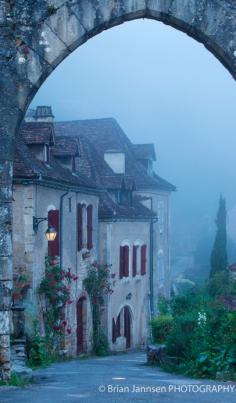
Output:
left=134, top=275, right=142, bottom=281
left=120, top=277, right=130, bottom=284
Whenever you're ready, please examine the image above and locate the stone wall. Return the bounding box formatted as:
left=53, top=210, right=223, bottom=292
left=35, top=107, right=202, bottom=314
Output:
left=99, top=219, right=150, bottom=350
left=136, top=189, right=172, bottom=314
left=12, top=182, right=98, bottom=356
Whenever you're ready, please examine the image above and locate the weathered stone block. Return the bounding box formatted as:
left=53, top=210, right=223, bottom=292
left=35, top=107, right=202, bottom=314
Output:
left=0, top=335, right=10, bottom=349
left=0, top=161, right=13, bottom=185
left=0, top=257, right=12, bottom=280
left=0, top=207, right=12, bottom=257
left=0, top=312, right=10, bottom=334
left=0, top=186, right=12, bottom=203
left=0, top=281, right=12, bottom=310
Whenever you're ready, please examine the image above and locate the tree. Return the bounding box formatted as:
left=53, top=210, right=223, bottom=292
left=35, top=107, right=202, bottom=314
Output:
left=210, top=195, right=228, bottom=278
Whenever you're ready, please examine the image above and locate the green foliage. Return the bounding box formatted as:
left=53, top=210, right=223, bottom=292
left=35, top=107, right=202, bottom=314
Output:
left=0, top=372, right=30, bottom=387
left=158, top=295, right=171, bottom=315
left=83, top=263, right=113, bottom=356
left=207, top=270, right=230, bottom=297
left=150, top=315, right=173, bottom=343
left=27, top=321, right=47, bottom=368
left=28, top=259, right=77, bottom=366
left=47, top=5, right=57, bottom=15
left=150, top=285, right=236, bottom=380
left=210, top=195, right=228, bottom=278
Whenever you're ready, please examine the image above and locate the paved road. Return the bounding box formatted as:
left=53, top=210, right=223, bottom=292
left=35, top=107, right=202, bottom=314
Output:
left=0, top=352, right=235, bottom=402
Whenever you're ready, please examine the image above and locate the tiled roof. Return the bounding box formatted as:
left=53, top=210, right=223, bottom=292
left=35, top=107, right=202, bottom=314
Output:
left=71, top=134, right=115, bottom=185
left=99, top=175, right=136, bottom=190
left=55, top=118, right=176, bottom=192
left=13, top=135, right=96, bottom=189
left=56, top=135, right=136, bottom=191
left=52, top=136, right=80, bottom=157
left=133, top=144, right=156, bottom=161
left=99, top=192, right=155, bottom=220
left=20, top=122, right=55, bottom=145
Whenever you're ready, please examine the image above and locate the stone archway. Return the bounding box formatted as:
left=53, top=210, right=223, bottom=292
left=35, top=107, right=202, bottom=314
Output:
left=1, top=0, right=236, bottom=379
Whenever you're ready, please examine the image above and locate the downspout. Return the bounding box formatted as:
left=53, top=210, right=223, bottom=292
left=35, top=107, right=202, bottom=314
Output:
left=150, top=216, right=154, bottom=319
left=60, top=191, right=69, bottom=269
left=146, top=197, right=158, bottom=320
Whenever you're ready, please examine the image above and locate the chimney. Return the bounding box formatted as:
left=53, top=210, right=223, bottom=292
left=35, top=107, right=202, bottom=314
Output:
left=24, top=108, right=36, bottom=122
left=34, top=106, right=54, bottom=123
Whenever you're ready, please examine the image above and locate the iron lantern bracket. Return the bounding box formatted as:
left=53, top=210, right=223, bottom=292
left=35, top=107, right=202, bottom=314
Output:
left=33, top=216, right=48, bottom=233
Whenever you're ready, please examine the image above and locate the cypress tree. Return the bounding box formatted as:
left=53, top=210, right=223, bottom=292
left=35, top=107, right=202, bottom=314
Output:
left=210, top=195, right=228, bottom=278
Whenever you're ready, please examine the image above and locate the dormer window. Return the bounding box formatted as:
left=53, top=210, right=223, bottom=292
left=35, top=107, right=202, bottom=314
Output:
left=104, top=151, right=125, bottom=174
left=44, top=144, right=50, bottom=164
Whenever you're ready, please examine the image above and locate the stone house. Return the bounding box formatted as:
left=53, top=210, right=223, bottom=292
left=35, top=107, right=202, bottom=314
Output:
left=13, top=114, right=98, bottom=356
left=12, top=106, right=175, bottom=355
left=55, top=118, right=176, bottom=317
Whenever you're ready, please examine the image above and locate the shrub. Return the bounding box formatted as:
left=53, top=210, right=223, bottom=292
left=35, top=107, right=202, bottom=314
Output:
left=150, top=315, right=173, bottom=344
left=150, top=282, right=236, bottom=380
left=83, top=263, right=113, bottom=356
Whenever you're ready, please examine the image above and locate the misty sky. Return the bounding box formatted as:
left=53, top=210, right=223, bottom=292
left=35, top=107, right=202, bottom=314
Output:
left=31, top=19, right=236, bottom=247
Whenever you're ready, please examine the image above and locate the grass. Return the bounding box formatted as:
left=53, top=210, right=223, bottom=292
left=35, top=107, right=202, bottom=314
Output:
left=0, top=372, right=30, bottom=387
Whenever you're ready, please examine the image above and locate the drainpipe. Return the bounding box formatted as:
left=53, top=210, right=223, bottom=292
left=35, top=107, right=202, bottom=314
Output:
left=60, top=191, right=69, bottom=269
left=143, top=197, right=158, bottom=320
left=150, top=215, right=154, bottom=319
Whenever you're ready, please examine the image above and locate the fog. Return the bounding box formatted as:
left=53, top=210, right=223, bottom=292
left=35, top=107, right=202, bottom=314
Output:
left=31, top=19, right=236, bottom=279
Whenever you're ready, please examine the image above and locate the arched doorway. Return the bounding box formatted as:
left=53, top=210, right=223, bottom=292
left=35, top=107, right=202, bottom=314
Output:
left=77, top=296, right=87, bottom=354
left=113, top=305, right=132, bottom=349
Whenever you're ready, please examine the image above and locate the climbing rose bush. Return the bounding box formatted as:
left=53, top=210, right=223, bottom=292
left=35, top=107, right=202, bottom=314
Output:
left=38, top=258, right=78, bottom=351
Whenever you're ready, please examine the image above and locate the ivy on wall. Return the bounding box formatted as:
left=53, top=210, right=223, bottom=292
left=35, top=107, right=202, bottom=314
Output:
left=83, top=262, right=114, bottom=356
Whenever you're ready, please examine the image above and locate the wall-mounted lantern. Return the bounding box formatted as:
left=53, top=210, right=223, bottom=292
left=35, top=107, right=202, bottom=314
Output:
left=33, top=216, right=57, bottom=241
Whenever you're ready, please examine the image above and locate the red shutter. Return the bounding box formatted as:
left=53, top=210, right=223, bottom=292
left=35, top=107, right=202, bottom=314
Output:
left=116, top=314, right=121, bottom=337
left=87, top=205, right=93, bottom=250
left=133, top=245, right=137, bottom=277
left=119, top=246, right=123, bottom=279
left=77, top=203, right=83, bottom=251
left=112, top=318, right=116, bottom=343
left=48, top=210, right=59, bottom=256
left=124, top=246, right=129, bottom=277
left=141, top=244, right=147, bottom=275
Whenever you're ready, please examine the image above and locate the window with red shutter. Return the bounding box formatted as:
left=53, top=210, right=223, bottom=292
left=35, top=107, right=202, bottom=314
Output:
left=112, top=318, right=116, bottom=343
left=116, top=314, right=121, bottom=337
left=124, top=245, right=129, bottom=277
left=77, top=203, right=83, bottom=251
left=48, top=210, right=59, bottom=256
left=87, top=205, right=93, bottom=250
left=120, top=245, right=129, bottom=278
left=132, top=245, right=137, bottom=277
left=141, top=244, right=147, bottom=275
left=119, top=246, right=124, bottom=279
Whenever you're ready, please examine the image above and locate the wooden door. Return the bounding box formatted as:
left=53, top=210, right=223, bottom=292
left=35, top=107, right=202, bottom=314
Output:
left=124, top=306, right=131, bottom=349
left=77, top=297, right=85, bottom=354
